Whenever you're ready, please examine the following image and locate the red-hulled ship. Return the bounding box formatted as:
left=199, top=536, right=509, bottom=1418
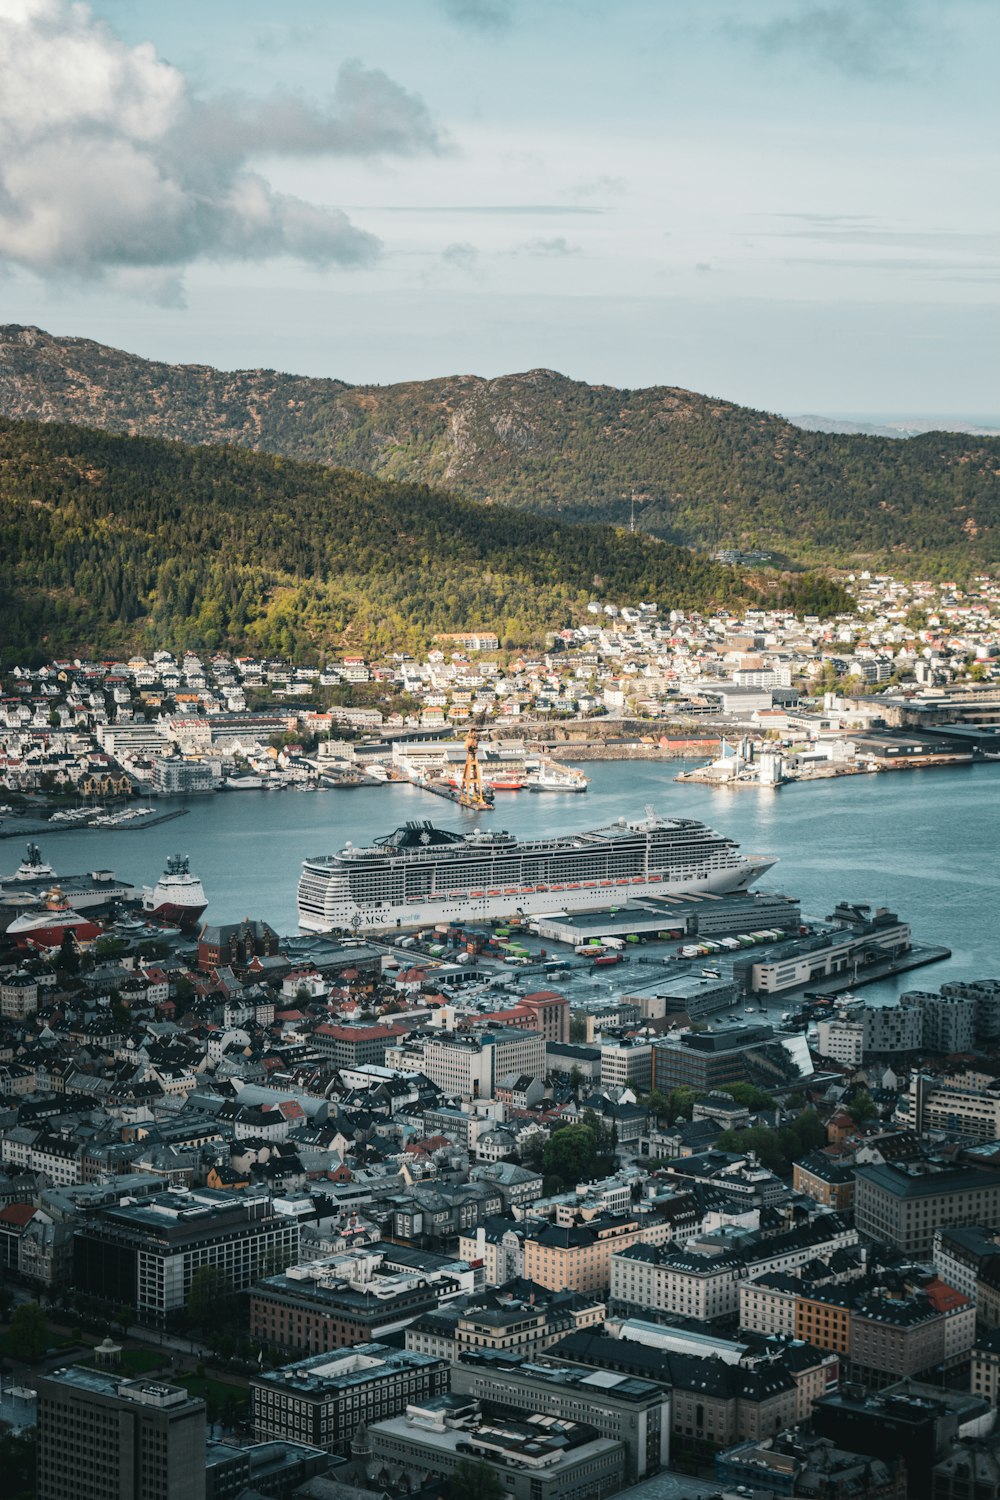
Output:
left=141, top=855, right=207, bottom=930
left=7, top=887, right=103, bottom=950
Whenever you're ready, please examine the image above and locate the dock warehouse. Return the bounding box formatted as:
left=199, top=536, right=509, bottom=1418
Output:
left=529, top=891, right=801, bottom=947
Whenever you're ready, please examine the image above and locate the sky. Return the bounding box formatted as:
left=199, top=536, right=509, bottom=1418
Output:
left=0, top=0, right=997, bottom=415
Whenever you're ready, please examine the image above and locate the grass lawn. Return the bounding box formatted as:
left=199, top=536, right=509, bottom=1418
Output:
left=177, top=1372, right=248, bottom=1410
left=0, top=1327, right=79, bottom=1360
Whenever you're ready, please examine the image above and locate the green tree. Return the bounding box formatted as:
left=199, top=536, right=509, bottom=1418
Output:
left=0, top=1430, right=36, bottom=1500
left=95, top=935, right=129, bottom=960
left=185, top=1267, right=237, bottom=1341
left=56, top=929, right=80, bottom=976
left=519, top=1134, right=545, bottom=1173
left=543, top=1123, right=598, bottom=1187
left=716, top=1083, right=776, bottom=1112
left=448, top=1458, right=505, bottom=1500
left=845, top=1088, right=878, bottom=1124
left=172, top=975, right=196, bottom=1009
left=6, top=1300, right=49, bottom=1361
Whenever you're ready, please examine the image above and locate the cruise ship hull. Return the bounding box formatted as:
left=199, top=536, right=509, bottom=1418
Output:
left=297, top=812, right=775, bottom=935
left=298, top=859, right=774, bottom=933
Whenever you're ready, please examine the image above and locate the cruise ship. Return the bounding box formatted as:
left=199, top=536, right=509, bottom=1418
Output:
left=297, top=809, right=775, bottom=933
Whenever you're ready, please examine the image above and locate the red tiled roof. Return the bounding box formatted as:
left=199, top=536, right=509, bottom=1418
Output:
left=926, top=1278, right=969, bottom=1313
left=0, top=1203, right=36, bottom=1228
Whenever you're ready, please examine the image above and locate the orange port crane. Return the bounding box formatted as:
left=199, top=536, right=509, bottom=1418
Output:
left=458, top=717, right=494, bottom=811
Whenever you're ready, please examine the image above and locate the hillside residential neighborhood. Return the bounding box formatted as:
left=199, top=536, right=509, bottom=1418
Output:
left=2, top=571, right=1000, bottom=799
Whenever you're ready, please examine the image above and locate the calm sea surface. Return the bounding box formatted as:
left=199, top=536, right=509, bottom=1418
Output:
left=4, top=761, right=999, bottom=996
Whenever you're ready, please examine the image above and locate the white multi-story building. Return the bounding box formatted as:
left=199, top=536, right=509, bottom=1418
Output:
left=73, top=1189, right=301, bottom=1324
left=738, top=1273, right=798, bottom=1337
left=816, top=1014, right=865, bottom=1066
left=611, top=1215, right=857, bottom=1323
left=908, top=1074, right=1000, bottom=1143
left=816, top=1002, right=922, bottom=1065
left=408, top=1029, right=544, bottom=1100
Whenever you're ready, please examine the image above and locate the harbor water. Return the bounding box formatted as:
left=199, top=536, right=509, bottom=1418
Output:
left=2, top=761, right=998, bottom=997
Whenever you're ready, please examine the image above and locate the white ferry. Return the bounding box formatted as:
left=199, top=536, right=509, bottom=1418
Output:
left=297, top=808, right=774, bottom=933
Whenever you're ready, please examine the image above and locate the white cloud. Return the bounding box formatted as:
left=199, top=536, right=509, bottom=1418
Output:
left=440, top=0, right=515, bottom=32
left=0, top=0, right=445, bottom=288
left=441, top=241, right=481, bottom=273
left=518, top=237, right=581, bottom=257
left=730, top=1, right=931, bottom=81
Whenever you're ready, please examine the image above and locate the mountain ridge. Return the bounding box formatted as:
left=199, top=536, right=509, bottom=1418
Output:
left=1, top=324, right=998, bottom=572
left=0, top=415, right=846, bottom=664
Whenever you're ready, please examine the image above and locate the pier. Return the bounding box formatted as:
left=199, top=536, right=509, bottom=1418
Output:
left=0, top=806, right=189, bottom=839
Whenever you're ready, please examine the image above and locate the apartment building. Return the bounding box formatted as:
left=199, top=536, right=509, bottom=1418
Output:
left=405, top=1286, right=604, bottom=1362
left=36, top=1367, right=205, bottom=1500
left=523, top=1210, right=673, bottom=1295
left=251, top=1345, right=448, bottom=1455
left=940, top=980, right=1000, bottom=1042
left=816, top=1003, right=922, bottom=1065
left=977, top=1258, right=1000, bottom=1328
left=849, top=1283, right=975, bottom=1388
left=73, top=1188, right=300, bottom=1323
left=854, top=1161, right=1000, bottom=1256
left=414, top=1029, right=544, bottom=1098
left=739, top=1273, right=799, bottom=1338
left=907, top=1073, right=1000, bottom=1143
left=492, top=990, right=570, bottom=1044
left=311, top=1024, right=403, bottom=1069
left=248, top=1246, right=469, bottom=1356
left=652, top=1024, right=775, bottom=1093
left=0, top=972, right=38, bottom=1019
left=611, top=1214, right=857, bottom=1323
left=793, top=1153, right=856, bottom=1213
left=547, top=1329, right=835, bottom=1445
left=971, top=1329, right=1000, bottom=1407
left=599, top=1038, right=653, bottom=1092
left=815, top=1014, right=865, bottom=1067
left=796, top=1285, right=854, bottom=1356
left=933, top=1225, right=1000, bottom=1303
left=451, top=1350, right=671, bottom=1480
left=743, top=1271, right=974, bottom=1388
left=902, top=989, right=976, bottom=1053
left=368, top=1399, right=627, bottom=1500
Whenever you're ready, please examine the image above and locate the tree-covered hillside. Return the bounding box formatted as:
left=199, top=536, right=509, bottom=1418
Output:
left=0, top=418, right=845, bottom=663
left=1, top=326, right=997, bottom=573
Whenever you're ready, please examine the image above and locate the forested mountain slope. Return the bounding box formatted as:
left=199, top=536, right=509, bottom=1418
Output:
left=0, top=418, right=844, bottom=662
left=1, top=326, right=996, bottom=572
